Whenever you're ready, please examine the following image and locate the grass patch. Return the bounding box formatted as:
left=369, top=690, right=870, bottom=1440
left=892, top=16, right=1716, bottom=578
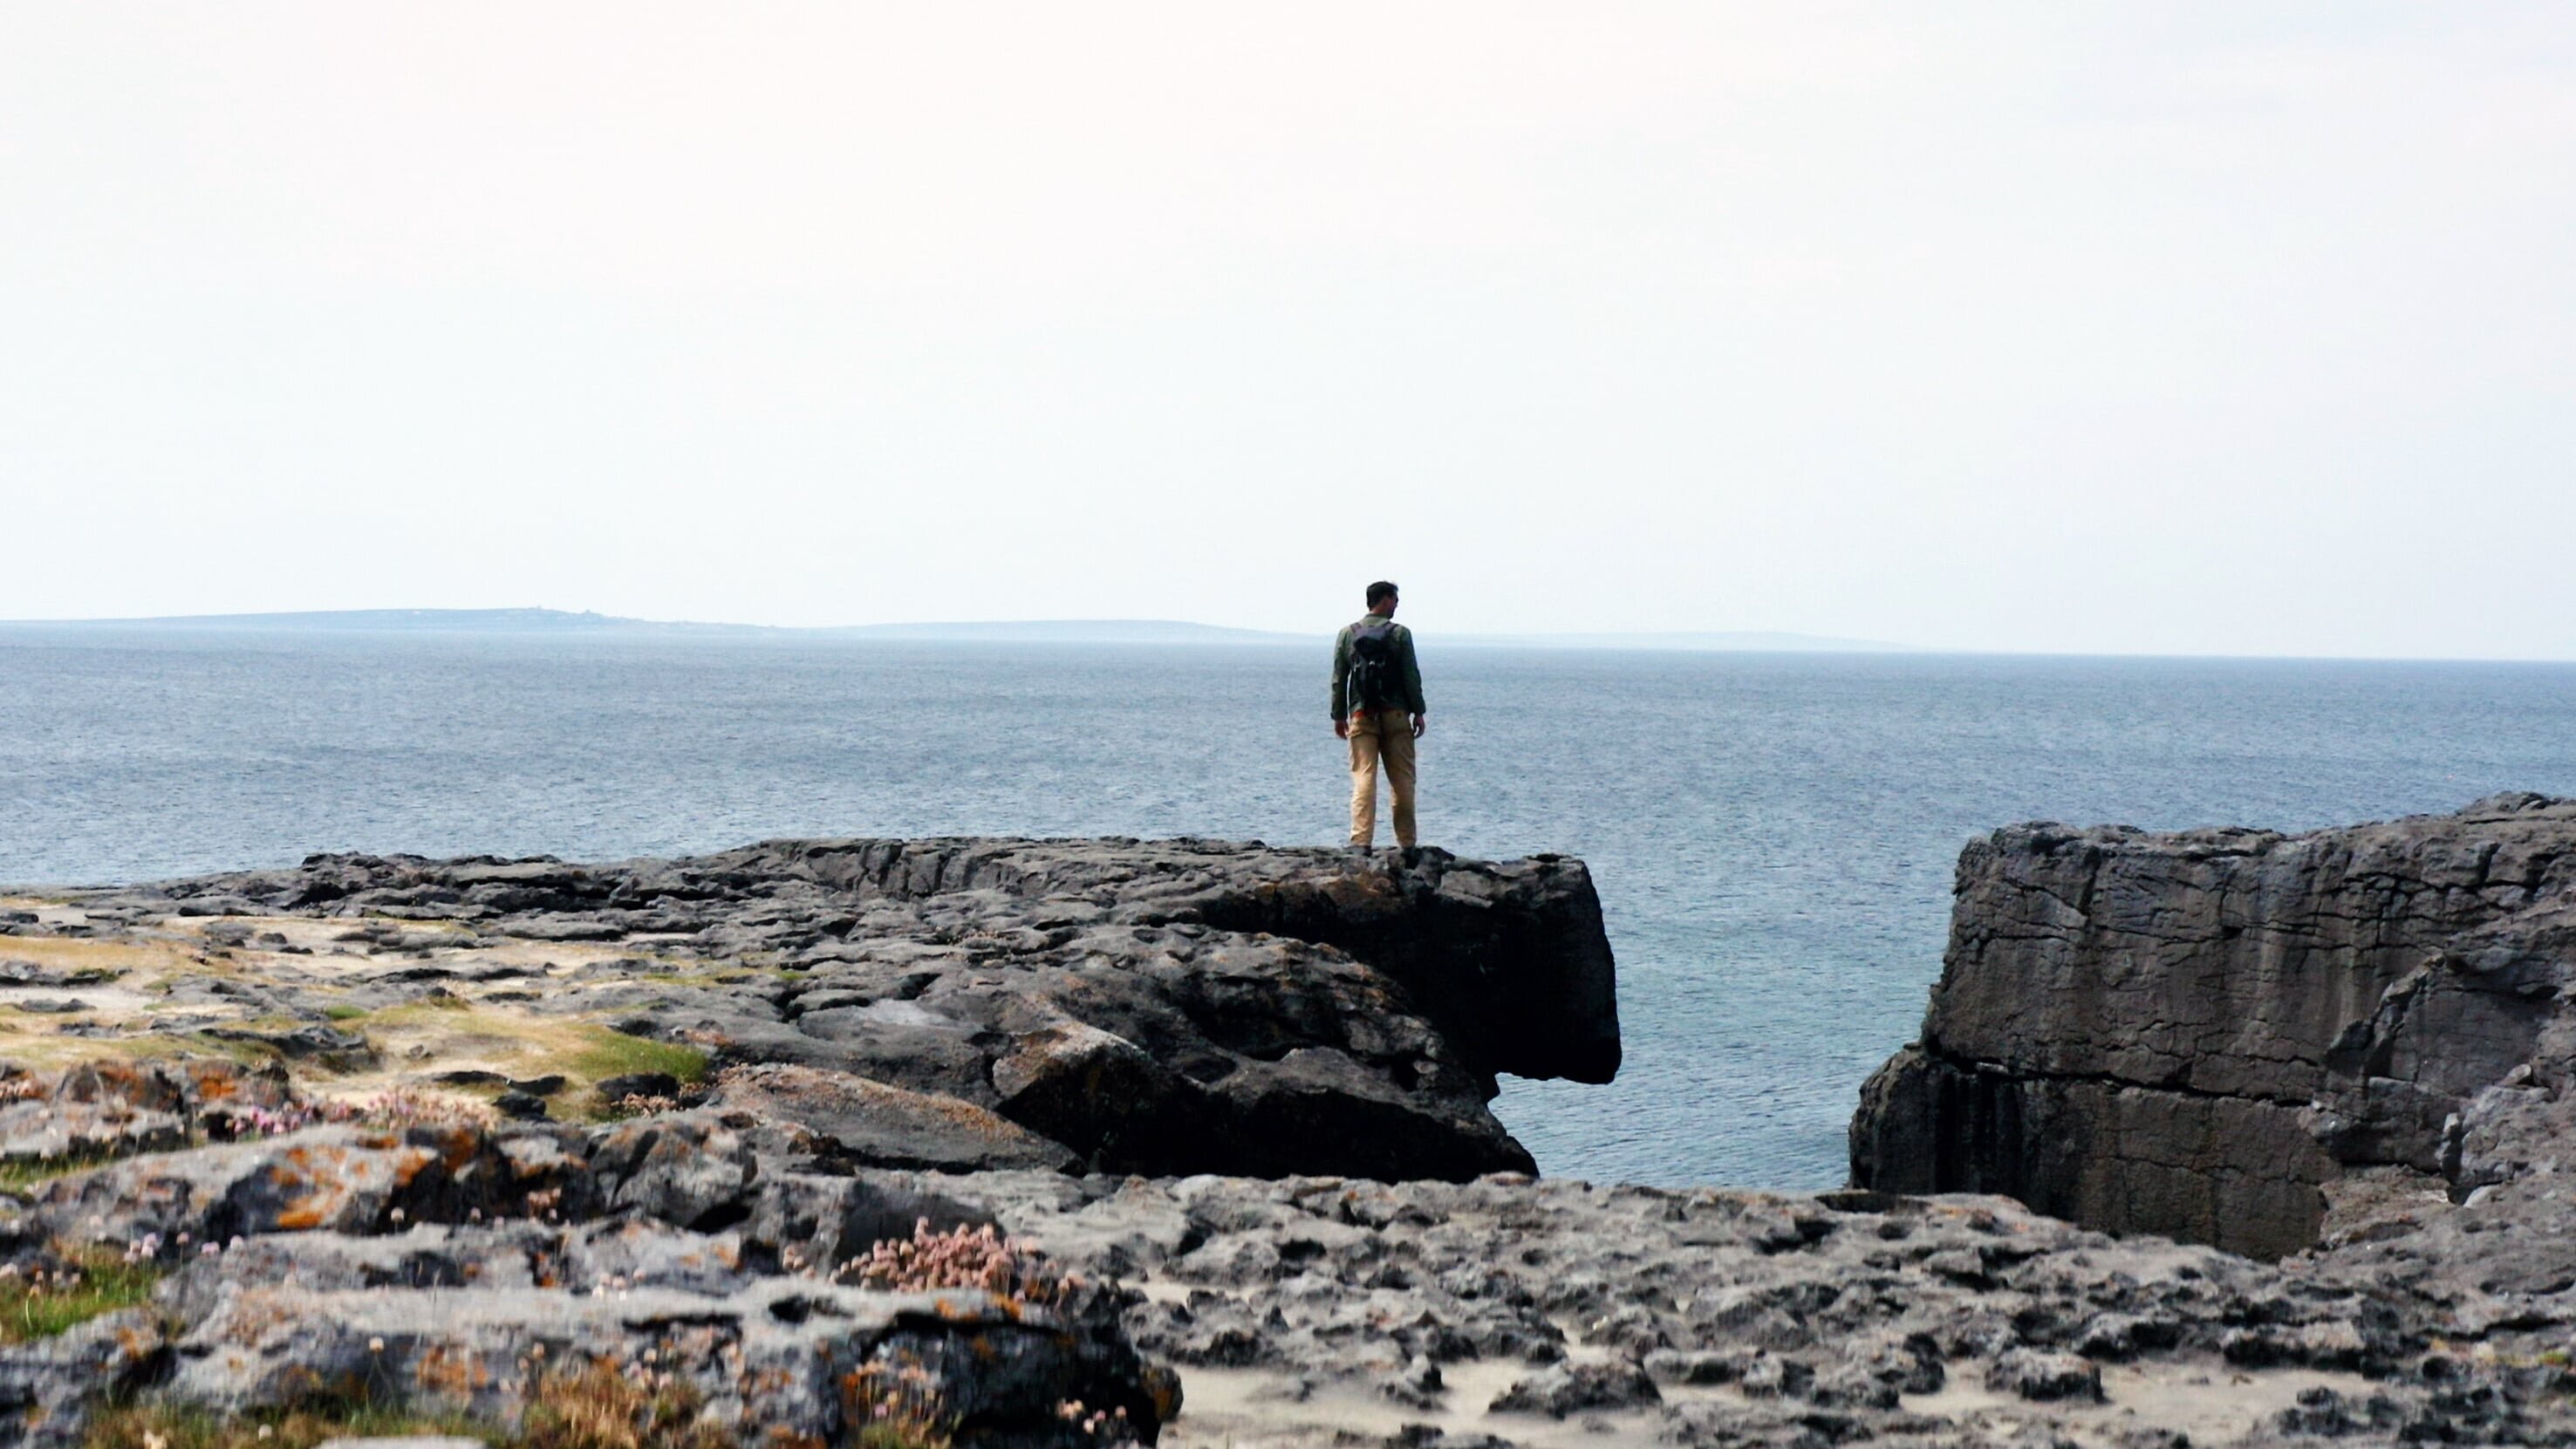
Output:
left=322, top=1005, right=369, bottom=1022
left=0, top=1029, right=255, bottom=1073
left=360, top=998, right=504, bottom=1034
left=518, top=1357, right=732, bottom=1449
left=84, top=1402, right=493, bottom=1449
left=86, top=1358, right=735, bottom=1449
left=0, top=1151, right=121, bottom=1196
left=570, top=1030, right=709, bottom=1089
left=1, top=1245, right=161, bottom=1343
left=174, top=1035, right=284, bottom=1071
left=308, top=1004, right=713, bottom=1118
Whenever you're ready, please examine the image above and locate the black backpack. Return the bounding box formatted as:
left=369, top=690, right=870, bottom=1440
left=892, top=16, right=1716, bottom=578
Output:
left=1347, top=621, right=1403, bottom=712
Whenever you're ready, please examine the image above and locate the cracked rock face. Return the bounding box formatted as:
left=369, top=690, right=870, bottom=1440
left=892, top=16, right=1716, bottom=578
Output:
left=0, top=1104, right=1156, bottom=1449
left=11, top=838, right=1622, bottom=1181
left=1851, top=792, right=2576, bottom=1266
left=885, top=1170, right=2576, bottom=1448
left=0, top=838, right=1616, bottom=1445
left=26, top=1111, right=2567, bottom=1449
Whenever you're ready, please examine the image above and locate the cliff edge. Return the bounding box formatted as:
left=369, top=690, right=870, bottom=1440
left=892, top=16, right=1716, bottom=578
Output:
left=1851, top=792, right=2576, bottom=1261
left=8, top=834, right=2576, bottom=1445
left=15, top=837, right=1620, bottom=1182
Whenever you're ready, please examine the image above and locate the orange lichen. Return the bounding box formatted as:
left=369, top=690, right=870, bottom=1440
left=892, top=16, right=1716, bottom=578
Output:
left=435, top=1125, right=482, bottom=1172
left=413, top=1342, right=494, bottom=1396
left=387, top=1147, right=436, bottom=1191
left=263, top=1145, right=362, bottom=1233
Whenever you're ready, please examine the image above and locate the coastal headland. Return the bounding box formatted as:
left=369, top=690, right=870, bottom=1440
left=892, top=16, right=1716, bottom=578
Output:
left=0, top=820, right=2569, bottom=1446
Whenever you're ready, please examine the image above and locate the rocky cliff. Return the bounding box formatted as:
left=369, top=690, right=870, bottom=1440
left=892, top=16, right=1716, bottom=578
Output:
left=1851, top=793, right=2576, bottom=1262
left=6, top=831, right=2576, bottom=1446
left=0, top=839, right=1623, bottom=1446
left=24, top=838, right=1621, bottom=1182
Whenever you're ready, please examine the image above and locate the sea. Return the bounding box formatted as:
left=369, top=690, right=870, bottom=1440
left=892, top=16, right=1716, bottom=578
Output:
left=5, top=625, right=2575, bottom=1190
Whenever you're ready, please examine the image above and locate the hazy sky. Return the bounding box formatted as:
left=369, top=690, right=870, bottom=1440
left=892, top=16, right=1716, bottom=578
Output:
left=6, top=4, right=2572, bottom=656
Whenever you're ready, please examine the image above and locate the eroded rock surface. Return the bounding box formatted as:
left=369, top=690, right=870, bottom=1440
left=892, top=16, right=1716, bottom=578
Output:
left=17, top=817, right=2576, bottom=1446
left=7, top=838, right=1623, bottom=1181
left=0, top=1104, right=1158, bottom=1448
left=905, top=1171, right=2576, bottom=1448
left=0, top=839, right=1619, bottom=1445
left=1851, top=793, right=2576, bottom=1263
left=12, top=1095, right=2570, bottom=1448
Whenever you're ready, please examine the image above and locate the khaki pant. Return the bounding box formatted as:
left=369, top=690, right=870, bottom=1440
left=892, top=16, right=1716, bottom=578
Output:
left=1347, top=708, right=1418, bottom=848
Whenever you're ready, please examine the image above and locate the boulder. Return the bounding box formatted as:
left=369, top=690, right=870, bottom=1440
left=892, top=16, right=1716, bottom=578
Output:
left=1487, top=1363, right=1660, bottom=1417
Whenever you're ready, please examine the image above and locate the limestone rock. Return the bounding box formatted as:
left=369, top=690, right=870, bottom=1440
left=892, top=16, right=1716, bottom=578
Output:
left=1487, top=1363, right=1659, bottom=1417
left=1853, top=795, right=2576, bottom=1260
left=1984, top=1349, right=2101, bottom=1402
left=58, top=837, right=1621, bottom=1180
left=713, top=1062, right=1081, bottom=1173
left=926, top=1168, right=2571, bottom=1446
left=156, top=1247, right=1155, bottom=1444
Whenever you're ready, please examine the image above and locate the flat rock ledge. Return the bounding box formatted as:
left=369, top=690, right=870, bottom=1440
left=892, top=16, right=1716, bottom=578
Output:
left=5, top=837, right=1623, bottom=1180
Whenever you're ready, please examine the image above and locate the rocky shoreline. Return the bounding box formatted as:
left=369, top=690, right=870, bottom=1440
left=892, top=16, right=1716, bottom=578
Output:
left=0, top=824, right=2569, bottom=1446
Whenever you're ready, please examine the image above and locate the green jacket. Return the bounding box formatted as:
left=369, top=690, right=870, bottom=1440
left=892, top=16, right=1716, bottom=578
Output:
left=1330, top=617, right=1426, bottom=719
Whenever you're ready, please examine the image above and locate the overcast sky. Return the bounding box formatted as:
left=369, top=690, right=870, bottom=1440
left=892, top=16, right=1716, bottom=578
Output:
left=5, top=4, right=2572, bottom=656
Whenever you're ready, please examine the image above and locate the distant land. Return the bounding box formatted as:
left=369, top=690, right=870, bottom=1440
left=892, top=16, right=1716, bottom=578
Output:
left=10, top=607, right=763, bottom=635
left=830, top=619, right=1295, bottom=644
left=1453, top=630, right=1910, bottom=653
left=1, top=608, right=1914, bottom=653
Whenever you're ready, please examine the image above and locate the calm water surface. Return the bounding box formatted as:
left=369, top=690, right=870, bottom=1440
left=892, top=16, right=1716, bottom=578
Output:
left=6, top=626, right=2573, bottom=1188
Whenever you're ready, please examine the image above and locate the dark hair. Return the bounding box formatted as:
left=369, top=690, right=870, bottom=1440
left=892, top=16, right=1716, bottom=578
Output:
left=1365, top=580, right=1399, bottom=608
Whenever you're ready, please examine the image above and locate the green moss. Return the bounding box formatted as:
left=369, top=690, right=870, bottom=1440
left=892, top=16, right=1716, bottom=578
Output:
left=182, top=1035, right=284, bottom=1070
left=570, top=1029, right=709, bottom=1088
left=0, top=1246, right=161, bottom=1343
left=322, top=1004, right=369, bottom=1022
left=853, top=1423, right=955, bottom=1449
left=359, top=997, right=487, bottom=1031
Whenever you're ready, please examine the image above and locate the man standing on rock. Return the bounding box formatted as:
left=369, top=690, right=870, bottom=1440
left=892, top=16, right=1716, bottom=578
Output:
left=1332, top=580, right=1428, bottom=851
